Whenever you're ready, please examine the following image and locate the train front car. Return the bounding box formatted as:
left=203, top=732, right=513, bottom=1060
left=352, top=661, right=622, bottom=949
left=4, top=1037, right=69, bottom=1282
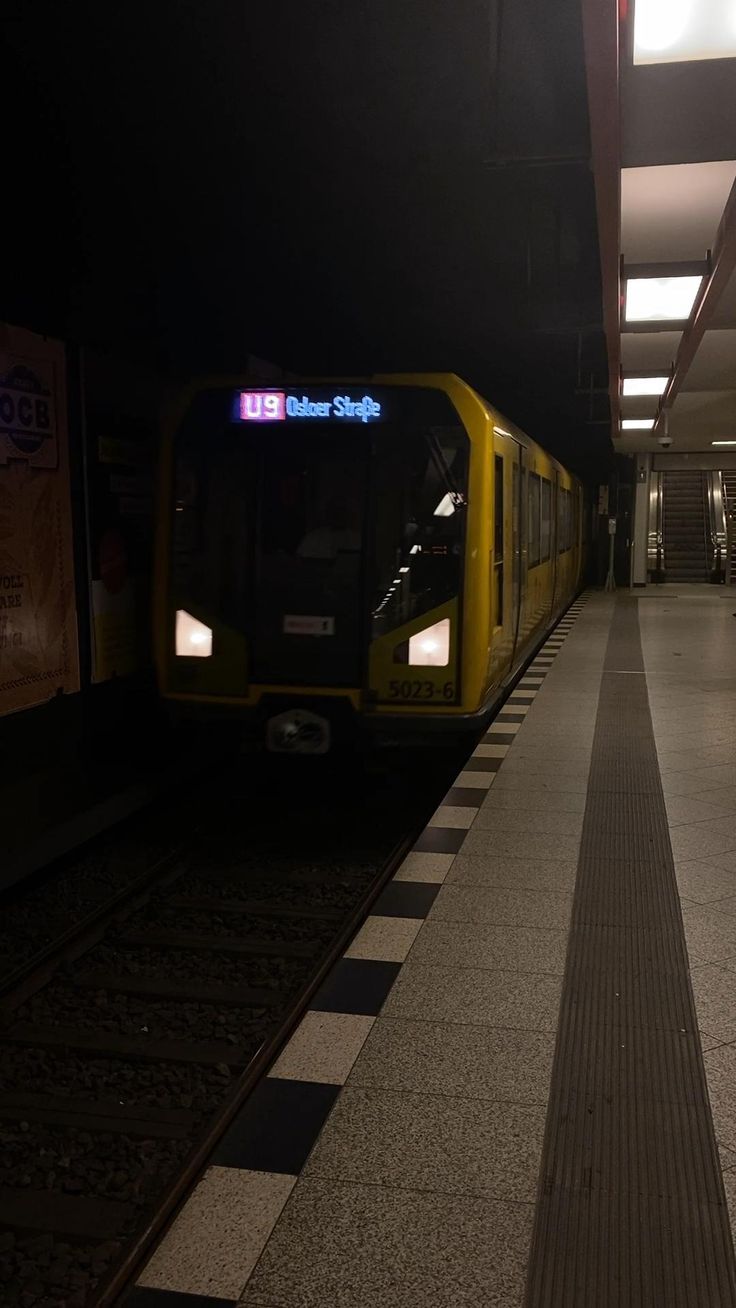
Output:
left=156, top=374, right=484, bottom=752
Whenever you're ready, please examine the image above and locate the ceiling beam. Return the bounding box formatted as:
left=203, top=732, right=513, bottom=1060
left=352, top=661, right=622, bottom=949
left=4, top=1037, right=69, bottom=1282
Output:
left=655, top=177, right=736, bottom=433
left=581, top=0, right=621, bottom=435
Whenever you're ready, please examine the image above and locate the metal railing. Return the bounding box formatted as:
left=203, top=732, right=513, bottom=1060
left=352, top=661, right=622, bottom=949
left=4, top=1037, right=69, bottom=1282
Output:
left=647, top=470, right=664, bottom=581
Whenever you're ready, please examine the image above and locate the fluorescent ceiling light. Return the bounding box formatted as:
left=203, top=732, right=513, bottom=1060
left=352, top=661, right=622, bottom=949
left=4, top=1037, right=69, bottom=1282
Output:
left=634, top=0, right=736, bottom=65
left=622, top=419, right=656, bottom=430
left=712, top=440, right=736, bottom=446
left=625, top=275, right=702, bottom=322
left=622, top=376, right=669, bottom=397
left=399, top=566, right=410, bottom=573
left=634, top=0, right=691, bottom=56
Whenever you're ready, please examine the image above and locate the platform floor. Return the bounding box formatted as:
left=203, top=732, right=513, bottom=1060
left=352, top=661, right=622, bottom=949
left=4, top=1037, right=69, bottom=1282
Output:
left=126, top=587, right=736, bottom=1308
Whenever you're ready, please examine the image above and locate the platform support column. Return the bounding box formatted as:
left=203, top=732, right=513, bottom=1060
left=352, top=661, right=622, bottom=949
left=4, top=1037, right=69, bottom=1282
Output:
left=631, top=453, right=651, bottom=587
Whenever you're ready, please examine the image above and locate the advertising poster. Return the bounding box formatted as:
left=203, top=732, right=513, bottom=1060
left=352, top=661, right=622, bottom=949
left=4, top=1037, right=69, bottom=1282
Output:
left=83, top=350, right=157, bottom=682
left=0, top=323, right=80, bottom=715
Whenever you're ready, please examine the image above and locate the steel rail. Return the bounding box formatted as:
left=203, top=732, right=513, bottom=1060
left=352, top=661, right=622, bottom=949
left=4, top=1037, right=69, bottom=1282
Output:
left=0, top=845, right=188, bottom=1018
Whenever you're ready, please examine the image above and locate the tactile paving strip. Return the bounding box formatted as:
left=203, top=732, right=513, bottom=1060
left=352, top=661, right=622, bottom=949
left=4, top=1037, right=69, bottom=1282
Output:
left=525, top=598, right=736, bottom=1308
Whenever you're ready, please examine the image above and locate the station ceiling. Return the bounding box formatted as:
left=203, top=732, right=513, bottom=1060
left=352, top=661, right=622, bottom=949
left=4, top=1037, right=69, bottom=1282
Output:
left=5, top=1, right=612, bottom=476
left=586, top=0, right=736, bottom=457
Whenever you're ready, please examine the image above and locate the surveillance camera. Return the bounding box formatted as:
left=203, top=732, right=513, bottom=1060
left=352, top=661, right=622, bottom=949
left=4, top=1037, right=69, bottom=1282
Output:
left=657, top=435, right=673, bottom=448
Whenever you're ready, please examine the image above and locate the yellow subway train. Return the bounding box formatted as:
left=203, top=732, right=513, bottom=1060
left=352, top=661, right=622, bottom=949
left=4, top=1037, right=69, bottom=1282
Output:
left=154, top=373, right=583, bottom=751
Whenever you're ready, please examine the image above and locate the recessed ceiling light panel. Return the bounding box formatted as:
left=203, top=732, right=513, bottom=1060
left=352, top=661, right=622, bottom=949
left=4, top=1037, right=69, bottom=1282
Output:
left=622, top=376, right=669, bottom=396
left=625, top=275, right=702, bottom=322
left=622, top=419, right=656, bottom=430
left=634, top=0, right=736, bottom=65
left=712, top=440, right=736, bottom=446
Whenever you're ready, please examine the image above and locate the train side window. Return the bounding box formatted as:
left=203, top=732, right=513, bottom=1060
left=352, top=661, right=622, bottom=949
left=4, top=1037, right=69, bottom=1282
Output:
left=529, top=473, right=541, bottom=567
left=559, top=486, right=568, bottom=553
left=494, top=456, right=504, bottom=561
left=494, top=454, right=504, bottom=625
left=541, top=478, right=551, bottom=561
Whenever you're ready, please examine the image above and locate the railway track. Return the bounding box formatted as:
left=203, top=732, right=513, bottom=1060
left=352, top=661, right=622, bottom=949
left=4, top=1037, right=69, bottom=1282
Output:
left=0, top=747, right=465, bottom=1307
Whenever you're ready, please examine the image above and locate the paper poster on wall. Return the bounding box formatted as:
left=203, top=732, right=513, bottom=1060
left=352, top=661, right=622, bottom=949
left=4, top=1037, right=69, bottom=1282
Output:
left=0, top=323, right=80, bottom=715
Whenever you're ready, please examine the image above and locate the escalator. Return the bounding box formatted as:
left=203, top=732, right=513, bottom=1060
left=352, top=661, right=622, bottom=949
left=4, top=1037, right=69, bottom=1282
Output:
left=663, top=470, right=708, bottom=582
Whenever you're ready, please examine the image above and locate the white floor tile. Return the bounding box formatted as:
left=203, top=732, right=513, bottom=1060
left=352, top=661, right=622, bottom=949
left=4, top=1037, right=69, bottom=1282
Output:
left=269, top=1011, right=375, bottom=1084
left=428, top=805, right=477, bottom=829
left=345, top=914, right=423, bottom=963
left=137, top=1166, right=295, bottom=1298
left=395, top=851, right=456, bottom=883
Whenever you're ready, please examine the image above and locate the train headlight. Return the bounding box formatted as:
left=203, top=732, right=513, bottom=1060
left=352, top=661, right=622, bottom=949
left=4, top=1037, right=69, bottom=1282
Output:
left=408, top=618, right=450, bottom=667
left=175, top=610, right=213, bottom=657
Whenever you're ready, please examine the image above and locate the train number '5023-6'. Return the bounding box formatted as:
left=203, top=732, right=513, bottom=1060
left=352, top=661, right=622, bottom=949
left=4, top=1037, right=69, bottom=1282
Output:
left=388, top=679, right=455, bottom=701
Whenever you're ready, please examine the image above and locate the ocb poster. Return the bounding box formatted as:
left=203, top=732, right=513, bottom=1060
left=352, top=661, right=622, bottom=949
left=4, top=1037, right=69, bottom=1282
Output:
left=0, top=323, right=80, bottom=714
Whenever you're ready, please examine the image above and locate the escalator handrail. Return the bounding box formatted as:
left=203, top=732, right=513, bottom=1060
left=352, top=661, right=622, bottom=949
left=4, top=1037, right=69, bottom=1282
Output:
left=705, top=471, right=728, bottom=580
left=647, top=470, right=664, bottom=576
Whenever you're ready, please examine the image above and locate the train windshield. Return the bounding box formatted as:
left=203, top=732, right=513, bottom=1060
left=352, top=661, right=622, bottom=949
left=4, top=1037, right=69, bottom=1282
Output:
left=370, top=426, right=467, bottom=643
left=170, top=388, right=469, bottom=689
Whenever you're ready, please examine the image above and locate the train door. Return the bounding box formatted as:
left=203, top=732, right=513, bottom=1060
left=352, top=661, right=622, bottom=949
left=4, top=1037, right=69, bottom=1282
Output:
left=493, top=452, right=505, bottom=634
left=550, top=470, right=560, bottom=618
left=490, top=430, right=524, bottom=681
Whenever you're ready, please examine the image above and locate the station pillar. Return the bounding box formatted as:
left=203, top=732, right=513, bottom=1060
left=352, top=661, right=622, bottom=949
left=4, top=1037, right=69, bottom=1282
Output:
left=631, top=453, right=651, bottom=587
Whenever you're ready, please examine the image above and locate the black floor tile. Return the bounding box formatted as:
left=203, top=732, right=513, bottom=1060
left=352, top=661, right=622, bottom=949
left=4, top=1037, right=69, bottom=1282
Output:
left=311, top=958, right=401, bottom=1015
left=413, top=826, right=468, bottom=853
left=443, top=786, right=485, bottom=807
left=462, top=756, right=503, bottom=772
left=496, top=712, right=526, bottom=723
left=372, top=880, right=441, bottom=918
left=482, top=732, right=517, bottom=746
left=211, top=1078, right=339, bottom=1174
